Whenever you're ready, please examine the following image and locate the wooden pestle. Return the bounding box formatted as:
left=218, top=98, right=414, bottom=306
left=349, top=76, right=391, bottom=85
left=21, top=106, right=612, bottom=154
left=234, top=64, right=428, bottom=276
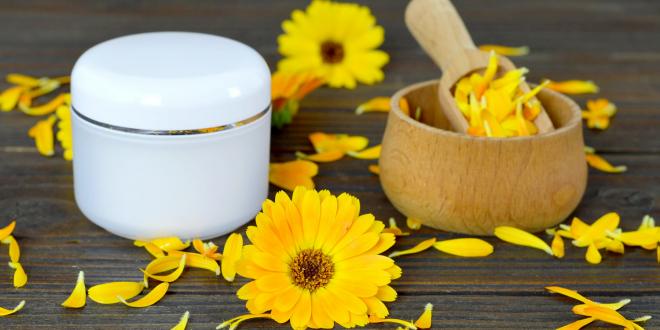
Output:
left=405, top=0, right=554, bottom=134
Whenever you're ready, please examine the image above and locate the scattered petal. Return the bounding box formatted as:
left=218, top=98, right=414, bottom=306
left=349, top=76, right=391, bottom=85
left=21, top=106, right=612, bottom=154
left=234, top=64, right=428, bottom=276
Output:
left=2, top=235, right=20, bottom=263
left=388, top=238, right=436, bottom=258
left=27, top=115, right=57, bottom=156
left=222, top=233, right=243, bottom=282
left=171, top=311, right=190, bottom=330
left=585, top=243, right=602, bottom=264
left=406, top=217, right=422, bottom=230
left=368, top=315, right=418, bottom=329
left=433, top=238, right=494, bottom=257
left=295, top=150, right=345, bottom=162
left=544, top=80, right=599, bottom=94
left=61, top=271, right=86, bottom=308
left=269, top=160, right=318, bottom=191
left=119, top=282, right=169, bottom=308
left=88, top=281, right=145, bottom=304
left=382, top=218, right=410, bottom=236
left=8, top=262, right=27, bottom=288
left=347, top=145, right=381, bottom=160
left=572, top=212, right=620, bottom=247
left=556, top=317, right=595, bottom=330
left=0, top=220, right=16, bottom=241
left=368, top=164, right=380, bottom=175
left=552, top=233, right=565, bottom=258
left=6, top=73, right=41, bottom=87
left=0, top=300, right=25, bottom=316
left=142, top=254, right=187, bottom=285
left=478, top=44, right=529, bottom=56
left=414, top=303, right=433, bottom=329
left=494, top=226, right=553, bottom=255
left=572, top=304, right=641, bottom=329
left=168, top=250, right=220, bottom=275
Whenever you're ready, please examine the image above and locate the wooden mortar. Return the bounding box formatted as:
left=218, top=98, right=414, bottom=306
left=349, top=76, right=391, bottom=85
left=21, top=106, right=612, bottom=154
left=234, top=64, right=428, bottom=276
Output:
left=379, top=80, right=587, bottom=235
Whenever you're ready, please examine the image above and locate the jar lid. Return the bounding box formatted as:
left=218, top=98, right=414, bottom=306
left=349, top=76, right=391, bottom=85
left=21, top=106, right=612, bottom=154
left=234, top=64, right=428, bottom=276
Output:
left=71, top=32, right=270, bottom=131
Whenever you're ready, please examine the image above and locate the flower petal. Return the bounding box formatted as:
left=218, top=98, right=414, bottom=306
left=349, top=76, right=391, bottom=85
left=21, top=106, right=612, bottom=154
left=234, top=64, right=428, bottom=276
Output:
left=433, top=238, right=494, bottom=257
left=88, top=281, right=144, bottom=304
left=355, top=97, right=391, bottom=114
left=406, top=217, right=422, bottom=230
left=544, top=80, right=599, bottom=94
left=585, top=243, right=602, bottom=264
left=414, top=303, right=433, bottom=329
left=61, top=271, right=86, bottom=308
left=388, top=237, right=436, bottom=258
left=0, top=300, right=25, bottom=317
left=8, top=262, right=27, bottom=288
left=171, top=311, right=190, bottom=330
left=119, top=282, right=169, bottom=308
left=494, top=226, right=553, bottom=255
left=478, top=44, right=529, bottom=57
left=556, top=317, right=595, bottom=330
left=222, top=233, right=243, bottom=282
left=585, top=153, right=626, bottom=173
left=295, top=150, right=345, bottom=162
left=552, top=233, right=565, bottom=258
left=168, top=251, right=220, bottom=275
left=142, top=254, right=187, bottom=284
left=347, top=145, right=381, bottom=160
left=269, top=160, right=318, bottom=191
left=0, top=220, right=16, bottom=241
left=368, top=164, right=380, bottom=175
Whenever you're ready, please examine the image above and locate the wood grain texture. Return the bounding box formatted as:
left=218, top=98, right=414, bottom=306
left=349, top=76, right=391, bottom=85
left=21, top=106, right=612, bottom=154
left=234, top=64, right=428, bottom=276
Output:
left=0, top=0, right=658, bottom=329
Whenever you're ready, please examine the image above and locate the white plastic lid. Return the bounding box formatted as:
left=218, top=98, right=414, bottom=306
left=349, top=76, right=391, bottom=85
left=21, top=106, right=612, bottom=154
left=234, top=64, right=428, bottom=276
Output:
left=71, top=32, right=270, bottom=131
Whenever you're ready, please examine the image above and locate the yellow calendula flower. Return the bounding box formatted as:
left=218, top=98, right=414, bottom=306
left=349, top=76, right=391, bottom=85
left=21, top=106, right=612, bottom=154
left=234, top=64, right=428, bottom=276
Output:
left=269, top=159, right=318, bottom=191
left=61, top=271, right=86, bottom=308
left=228, top=187, right=399, bottom=329
left=544, top=79, right=599, bottom=94
left=271, top=71, right=324, bottom=128
left=277, top=0, right=389, bottom=89
left=296, top=132, right=369, bottom=163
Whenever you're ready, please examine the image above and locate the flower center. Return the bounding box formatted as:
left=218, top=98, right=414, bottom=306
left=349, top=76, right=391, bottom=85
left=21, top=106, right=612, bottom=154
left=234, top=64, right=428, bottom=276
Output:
left=289, top=249, right=334, bottom=291
left=320, top=41, right=345, bottom=64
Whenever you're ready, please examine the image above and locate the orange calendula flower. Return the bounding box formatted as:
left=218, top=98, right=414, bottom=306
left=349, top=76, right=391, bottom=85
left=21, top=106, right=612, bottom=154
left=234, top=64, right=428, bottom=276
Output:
left=172, top=311, right=190, bottom=330
left=544, top=79, right=599, bottom=94
left=355, top=97, right=410, bottom=116
left=584, top=147, right=627, bottom=173
left=478, top=44, right=529, bottom=57
left=381, top=218, right=410, bottom=237
left=414, top=303, right=433, bottom=329
left=221, top=233, right=243, bottom=282
left=433, top=238, right=494, bottom=257
left=231, top=187, right=399, bottom=329
left=297, top=132, right=369, bottom=163
left=119, top=282, right=169, bottom=308
left=0, top=300, right=25, bottom=317
left=582, top=98, right=617, bottom=130
left=494, top=226, right=553, bottom=256
left=61, top=271, right=86, bottom=308
left=28, top=115, right=57, bottom=157
left=88, top=281, right=145, bottom=304
left=389, top=238, right=436, bottom=258
left=271, top=71, right=324, bottom=128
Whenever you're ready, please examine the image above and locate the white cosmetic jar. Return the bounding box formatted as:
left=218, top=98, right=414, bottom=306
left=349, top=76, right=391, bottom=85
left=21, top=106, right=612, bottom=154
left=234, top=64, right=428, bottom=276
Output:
left=71, top=32, right=271, bottom=240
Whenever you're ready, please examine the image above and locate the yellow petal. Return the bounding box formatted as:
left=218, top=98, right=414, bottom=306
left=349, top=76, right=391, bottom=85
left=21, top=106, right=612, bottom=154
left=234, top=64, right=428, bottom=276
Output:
left=143, top=254, right=187, bottom=284
left=20, top=93, right=69, bottom=116
left=381, top=218, right=410, bottom=237
left=6, top=73, right=41, bottom=87
left=2, top=235, right=20, bottom=263
left=433, top=238, right=494, bottom=257
left=222, top=233, right=243, bottom=282
left=552, top=234, right=565, bottom=258
left=494, top=226, right=553, bottom=255
left=570, top=217, right=590, bottom=238
left=585, top=153, right=626, bottom=173
left=143, top=242, right=166, bottom=258
left=1, top=86, right=25, bottom=111
left=573, top=212, right=620, bottom=247
left=0, top=220, right=16, bottom=241
left=8, top=262, right=27, bottom=288
left=572, top=304, right=638, bottom=329
left=119, top=282, right=169, bottom=308
left=168, top=250, right=220, bottom=275
left=368, top=164, right=380, bottom=175
left=171, top=311, right=190, bottom=330
left=658, top=246, right=660, bottom=264
left=28, top=115, right=56, bottom=156
left=544, top=80, right=599, bottom=94
left=406, top=217, right=422, bottom=230
left=414, top=303, right=433, bottom=329
left=614, top=229, right=659, bottom=247
left=269, top=160, right=318, bottom=191
left=295, top=150, right=345, bottom=162
left=556, top=317, right=595, bottom=330
left=367, top=315, right=417, bottom=329
left=388, top=237, right=436, bottom=258
left=309, top=132, right=369, bottom=153
left=347, top=144, right=381, bottom=159
left=546, top=286, right=631, bottom=311
left=0, top=300, right=25, bottom=316
left=355, top=97, right=391, bottom=114
left=585, top=243, right=602, bottom=264
left=62, top=271, right=86, bottom=308
left=144, top=237, right=191, bottom=252
left=88, top=281, right=144, bottom=304
left=478, top=44, right=530, bottom=57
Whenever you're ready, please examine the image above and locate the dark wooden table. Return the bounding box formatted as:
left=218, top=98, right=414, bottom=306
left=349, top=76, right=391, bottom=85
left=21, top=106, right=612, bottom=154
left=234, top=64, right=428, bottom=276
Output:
left=1, top=0, right=659, bottom=329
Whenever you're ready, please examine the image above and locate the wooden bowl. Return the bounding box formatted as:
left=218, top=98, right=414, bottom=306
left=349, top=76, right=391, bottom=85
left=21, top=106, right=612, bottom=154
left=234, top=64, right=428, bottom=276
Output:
left=379, top=80, right=587, bottom=235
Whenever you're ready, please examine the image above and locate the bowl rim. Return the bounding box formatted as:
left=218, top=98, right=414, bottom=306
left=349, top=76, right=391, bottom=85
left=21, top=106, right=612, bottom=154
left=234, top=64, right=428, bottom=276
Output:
left=390, top=79, right=583, bottom=142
